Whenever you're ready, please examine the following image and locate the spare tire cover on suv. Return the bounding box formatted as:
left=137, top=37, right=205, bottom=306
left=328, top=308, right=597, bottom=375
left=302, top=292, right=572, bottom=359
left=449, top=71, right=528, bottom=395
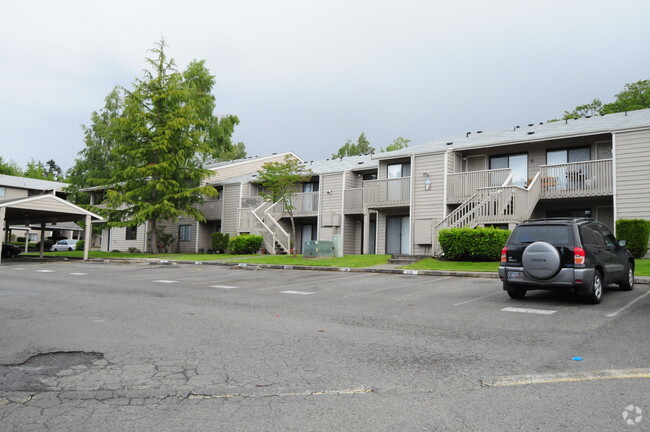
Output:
left=522, top=241, right=561, bottom=280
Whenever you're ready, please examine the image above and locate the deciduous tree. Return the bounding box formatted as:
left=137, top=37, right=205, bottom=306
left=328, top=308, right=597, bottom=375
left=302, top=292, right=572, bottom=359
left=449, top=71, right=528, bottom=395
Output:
left=256, top=155, right=312, bottom=256
left=332, top=133, right=375, bottom=158
left=381, top=137, right=410, bottom=152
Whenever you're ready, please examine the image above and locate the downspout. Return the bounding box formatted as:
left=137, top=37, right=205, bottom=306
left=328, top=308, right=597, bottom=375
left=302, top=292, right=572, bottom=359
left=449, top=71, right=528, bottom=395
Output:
left=443, top=148, right=450, bottom=219
left=340, top=171, right=347, bottom=251
left=195, top=220, right=200, bottom=253
left=611, top=132, right=618, bottom=235
left=409, top=154, right=415, bottom=255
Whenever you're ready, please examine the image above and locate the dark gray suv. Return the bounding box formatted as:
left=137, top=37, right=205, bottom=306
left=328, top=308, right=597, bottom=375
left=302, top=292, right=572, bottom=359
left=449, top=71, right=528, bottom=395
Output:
left=498, top=218, right=634, bottom=304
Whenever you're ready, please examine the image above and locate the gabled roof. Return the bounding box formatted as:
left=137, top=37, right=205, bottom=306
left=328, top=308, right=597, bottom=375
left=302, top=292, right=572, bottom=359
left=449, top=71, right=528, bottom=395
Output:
left=216, top=154, right=378, bottom=185
left=204, top=152, right=300, bottom=170
left=0, top=174, right=68, bottom=191
left=0, top=194, right=103, bottom=225
left=375, top=108, right=650, bottom=159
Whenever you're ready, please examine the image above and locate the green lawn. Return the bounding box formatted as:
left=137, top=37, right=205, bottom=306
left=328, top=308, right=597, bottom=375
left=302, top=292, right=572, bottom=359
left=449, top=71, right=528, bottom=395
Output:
left=635, top=259, right=650, bottom=277
left=236, top=254, right=391, bottom=267
left=402, top=258, right=500, bottom=272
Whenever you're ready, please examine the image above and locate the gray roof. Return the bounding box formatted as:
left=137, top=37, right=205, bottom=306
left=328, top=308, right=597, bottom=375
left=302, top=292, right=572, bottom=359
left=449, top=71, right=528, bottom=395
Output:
left=204, top=152, right=299, bottom=170
left=214, top=154, right=378, bottom=185
left=375, top=108, right=650, bottom=159
left=0, top=174, right=68, bottom=191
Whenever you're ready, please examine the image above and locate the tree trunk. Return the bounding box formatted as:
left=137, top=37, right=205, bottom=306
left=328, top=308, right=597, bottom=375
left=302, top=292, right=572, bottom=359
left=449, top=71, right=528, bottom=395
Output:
left=149, top=220, right=159, bottom=254
left=289, top=213, right=297, bottom=257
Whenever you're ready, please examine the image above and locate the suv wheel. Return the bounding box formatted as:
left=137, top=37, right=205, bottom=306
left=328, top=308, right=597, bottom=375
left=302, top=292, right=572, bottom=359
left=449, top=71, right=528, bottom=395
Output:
left=582, top=270, right=603, bottom=304
left=619, top=262, right=634, bottom=291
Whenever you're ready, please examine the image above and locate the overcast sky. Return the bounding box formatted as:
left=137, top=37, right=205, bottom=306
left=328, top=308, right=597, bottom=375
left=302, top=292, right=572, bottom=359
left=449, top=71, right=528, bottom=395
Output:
left=1, top=0, right=649, bottom=172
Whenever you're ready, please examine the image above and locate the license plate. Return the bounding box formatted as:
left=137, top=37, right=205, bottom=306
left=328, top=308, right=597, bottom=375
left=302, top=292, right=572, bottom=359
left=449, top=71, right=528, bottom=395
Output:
left=508, top=271, right=524, bottom=281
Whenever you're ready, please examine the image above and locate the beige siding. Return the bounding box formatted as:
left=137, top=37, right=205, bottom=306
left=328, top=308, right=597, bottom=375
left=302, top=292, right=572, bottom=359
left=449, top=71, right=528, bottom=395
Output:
left=221, top=184, right=241, bottom=235
left=376, top=213, right=386, bottom=254
left=320, top=173, right=343, bottom=228
left=3, top=187, right=29, bottom=200
left=107, top=226, right=147, bottom=252
left=615, top=129, right=650, bottom=220
left=343, top=215, right=362, bottom=254
left=411, top=153, right=445, bottom=255
left=206, top=154, right=298, bottom=184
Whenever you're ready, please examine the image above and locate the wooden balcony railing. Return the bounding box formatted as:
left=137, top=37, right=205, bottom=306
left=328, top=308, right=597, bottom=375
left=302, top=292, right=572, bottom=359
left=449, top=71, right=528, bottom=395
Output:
left=540, top=159, right=613, bottom=199
left=363, top=177, right=410, bottom=207
left=270, top=192, right=319, bottom=216
left=195, top=198, right=223, bottom=220
left=447, top=168, right=511, bottom=204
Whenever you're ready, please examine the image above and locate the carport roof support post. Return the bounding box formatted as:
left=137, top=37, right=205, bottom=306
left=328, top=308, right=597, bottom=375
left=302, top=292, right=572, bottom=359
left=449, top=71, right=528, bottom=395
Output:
left=84, top=215, right=91, bottom=260
left=0, top=206, right=5, bottom=264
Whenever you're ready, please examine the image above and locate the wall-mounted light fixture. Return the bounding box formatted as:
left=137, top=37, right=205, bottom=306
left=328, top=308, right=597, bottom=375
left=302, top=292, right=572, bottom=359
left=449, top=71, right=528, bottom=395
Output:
left=422, top=172, right=429, bottom=177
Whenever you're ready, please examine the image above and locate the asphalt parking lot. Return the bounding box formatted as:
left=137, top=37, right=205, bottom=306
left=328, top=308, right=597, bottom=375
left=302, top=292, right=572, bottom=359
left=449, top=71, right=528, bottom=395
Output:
left=1, top=259, right=649, bottom=431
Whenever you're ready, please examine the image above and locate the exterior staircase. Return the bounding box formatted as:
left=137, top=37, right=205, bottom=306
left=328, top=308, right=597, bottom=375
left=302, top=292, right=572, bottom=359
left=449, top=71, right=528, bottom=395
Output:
left=249, top=200, right=291, bottom=255
left=432, top=172, right=542, bottom=254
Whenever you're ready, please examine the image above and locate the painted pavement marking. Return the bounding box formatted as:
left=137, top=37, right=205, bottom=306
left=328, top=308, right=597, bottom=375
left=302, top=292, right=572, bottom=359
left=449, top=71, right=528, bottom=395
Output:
left=69, top=272, right=89, bottom=276
left=606, top=291, right=650, bottom=318
left=501, top=307, right=556, bottom=315
left=343, top=276, right=450, bottom=298
left=36, top=270, right=55, bottom=273
left=258, top=273, right=376, bottom=291
left=153, top=280, right=179, bottom=284
left=280, top=290, right=315, bottom=295
left=481, top=368, right=650, bottom=387
left=209, top=285, right=238, bottom=289
left=454, top=292, right=501, bottom=306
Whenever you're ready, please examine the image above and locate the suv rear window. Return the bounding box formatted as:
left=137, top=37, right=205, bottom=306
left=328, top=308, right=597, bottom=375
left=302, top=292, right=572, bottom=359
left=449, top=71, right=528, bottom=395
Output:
left=510, top=225, right=573, bottom=245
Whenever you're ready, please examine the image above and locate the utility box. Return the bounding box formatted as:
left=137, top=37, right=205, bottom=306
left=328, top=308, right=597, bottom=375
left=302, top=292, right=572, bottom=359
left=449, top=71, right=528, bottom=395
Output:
left=332, top=234, right=344, bottom=258
left=303, top=240, right=334, bottom=258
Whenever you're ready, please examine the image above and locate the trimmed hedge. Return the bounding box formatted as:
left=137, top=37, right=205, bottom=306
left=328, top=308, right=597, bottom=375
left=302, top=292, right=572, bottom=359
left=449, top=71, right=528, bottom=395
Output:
left=227, top=234, right=264, bottom=254
left=616, top=219, right=650, bottom=259
left=76, top=240, right=85, bottom=251
left=438, top=227, right=511, bottom=261
left=211, top=232, right=230, bottom=253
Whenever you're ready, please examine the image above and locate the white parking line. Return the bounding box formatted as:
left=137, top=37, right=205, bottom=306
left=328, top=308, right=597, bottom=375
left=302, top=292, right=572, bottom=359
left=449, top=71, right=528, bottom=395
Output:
left=36, top=270, right=55, bottom=273
left=153, top=280, right=178, bottom=284
left=501, top=307, right=556, bottom=315
left=344, top=277, right=450, bottom=298
left=70, top=273, right=88, bottom=276
left=280, top=290, right=315, bottom=295
left=454, top=292, right=501, bottom=306
left=209, top=285, right=238, bottom=289
left=606, top=291, right=650, bottom=318
left=258, top=273, right=375, bottom=291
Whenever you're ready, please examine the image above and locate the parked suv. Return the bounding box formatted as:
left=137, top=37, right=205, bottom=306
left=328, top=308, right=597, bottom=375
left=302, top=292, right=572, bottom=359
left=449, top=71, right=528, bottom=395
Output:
left=498, top=218, right=634, bottom=304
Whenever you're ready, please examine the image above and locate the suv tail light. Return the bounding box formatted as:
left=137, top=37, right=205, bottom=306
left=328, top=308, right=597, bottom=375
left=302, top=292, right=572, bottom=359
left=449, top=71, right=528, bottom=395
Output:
left=501, top=246, right=508, bottom=264
left=574, top=247, right=586, bottom=266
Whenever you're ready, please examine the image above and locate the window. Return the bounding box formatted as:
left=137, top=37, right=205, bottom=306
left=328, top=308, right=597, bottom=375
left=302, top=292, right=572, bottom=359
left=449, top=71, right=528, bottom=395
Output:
left=387, top=163, right=410, bottom=179
left=489, top=153, right=528, bottom=187
left=179, top=225, right=191, bottom=242
left=0, top=186, right=5, bottom=197
left=547, top=147, right=590, bottom=164
left=362, top=173, right=377, bottom=181
left=125, top=226, right=137, bottom=240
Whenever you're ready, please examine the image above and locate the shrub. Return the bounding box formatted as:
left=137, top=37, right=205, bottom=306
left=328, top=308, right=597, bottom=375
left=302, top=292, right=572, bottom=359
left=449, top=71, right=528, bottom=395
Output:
left=227, top=234, right=264, bottom=254
left=616, top=219, right=650, bottom=259
left=16, top=237, right=26, bottom=243
left=128, top=247, right=141, bottom=254
left=211, top=232, right=230, bottom=253
left=76, top=240, right=85, bottom=251
left=438, top=227, right=511, bottom=261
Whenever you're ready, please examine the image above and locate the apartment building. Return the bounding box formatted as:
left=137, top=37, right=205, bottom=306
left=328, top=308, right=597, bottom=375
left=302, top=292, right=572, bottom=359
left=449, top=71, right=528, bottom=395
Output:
left=365, top=108, right=650, bottom=256
left=93, top=108, right=650, bottom=257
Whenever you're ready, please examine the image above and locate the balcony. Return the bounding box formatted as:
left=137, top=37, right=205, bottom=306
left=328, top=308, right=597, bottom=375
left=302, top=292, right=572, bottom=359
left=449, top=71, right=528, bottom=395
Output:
left=539, top=159, right=613, bottom=199
left=447, top=168, right=511, bottom=204
left=363, top=177, right=410, bottom=208
left=195, top=197, right=223, bottom=220
left=270, top=192, right=319, bottom=217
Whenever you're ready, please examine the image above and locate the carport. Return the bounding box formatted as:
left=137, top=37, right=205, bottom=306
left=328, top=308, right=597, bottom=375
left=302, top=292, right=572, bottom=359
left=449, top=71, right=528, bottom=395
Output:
left=0, top=194, right=103, bottom=264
